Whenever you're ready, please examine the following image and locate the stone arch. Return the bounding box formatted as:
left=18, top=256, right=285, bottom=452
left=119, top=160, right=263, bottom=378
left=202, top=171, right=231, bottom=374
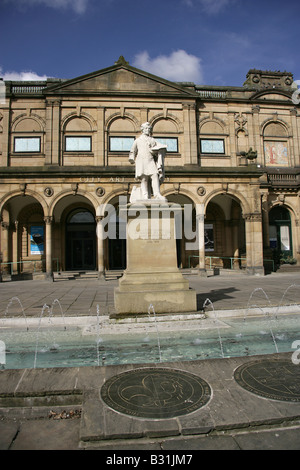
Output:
left=11, top=113, right=45, bottom=132
left=261, top=119, right=291, bottom=137
left=105, top=112, right=140, bottom=133
left=150, top=114, right=183, bottom=133
left=203, top=188, right=251, bottom=217
left=205, top=192, right=245, bottom=269
left=0, top=189, right=48, bottom=219
left=97, top=189, right=129, bottom=217
left=49, top=189, right=98, bottom=220
left=61, top=111, right=97, bottom=132
left=162, top=187, right=198, bottom=206
left=199, top=116, right=228, bottom=134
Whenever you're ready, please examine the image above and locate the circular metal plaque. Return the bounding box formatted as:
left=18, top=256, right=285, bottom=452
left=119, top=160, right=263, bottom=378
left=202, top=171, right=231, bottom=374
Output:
left=101, top=368, right=211, bottom=419
left=234, top=359, right=300, bottom=402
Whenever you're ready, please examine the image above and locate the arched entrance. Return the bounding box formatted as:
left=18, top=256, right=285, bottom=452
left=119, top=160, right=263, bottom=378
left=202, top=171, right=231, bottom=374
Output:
left=66, top=209, right=96, bottom=270
left=0, top=194, right=46, bottom=275
left=269, top=206, right=292, bottom=261
left=166, top=193, right=197, bottom=268
left=108, top=211, right=126, bottom=270
left=205, top=194, right=245, bottom=269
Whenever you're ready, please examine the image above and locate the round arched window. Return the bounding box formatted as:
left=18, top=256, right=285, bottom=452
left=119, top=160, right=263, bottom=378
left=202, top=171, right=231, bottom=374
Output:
left=67, top=210, right=95, bottom=224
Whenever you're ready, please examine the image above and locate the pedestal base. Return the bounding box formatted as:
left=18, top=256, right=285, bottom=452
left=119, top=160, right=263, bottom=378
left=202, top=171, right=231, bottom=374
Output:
left=113, top=202, right=197, bottom=315
left=114, top=269, right=197, bottom=314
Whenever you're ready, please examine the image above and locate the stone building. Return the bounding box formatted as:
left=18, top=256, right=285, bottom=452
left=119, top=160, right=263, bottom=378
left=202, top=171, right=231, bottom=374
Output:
left=0, top=57, right=299, bottom=280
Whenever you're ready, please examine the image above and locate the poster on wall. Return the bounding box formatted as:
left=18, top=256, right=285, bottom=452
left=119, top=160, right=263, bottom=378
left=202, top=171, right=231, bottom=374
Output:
left=30, top=226, right=44, bottom=255
left=204, top=224, right=214, bottom=251
left=264, top=141, right=288, bottom=166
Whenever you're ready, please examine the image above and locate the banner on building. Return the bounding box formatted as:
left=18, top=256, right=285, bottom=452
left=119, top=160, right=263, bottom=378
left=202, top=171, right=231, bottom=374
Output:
left=30, top=226, right=44, bottom=255
left=204, top=224, right=214, bottom=251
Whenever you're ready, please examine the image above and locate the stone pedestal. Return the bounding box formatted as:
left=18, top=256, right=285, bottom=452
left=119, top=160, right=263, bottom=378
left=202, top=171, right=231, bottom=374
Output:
left=114, top=202, right=197, bottom=315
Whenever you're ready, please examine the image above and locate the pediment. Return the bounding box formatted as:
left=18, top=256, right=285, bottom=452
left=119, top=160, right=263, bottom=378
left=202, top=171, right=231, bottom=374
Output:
left=250, top=90, right=291, bottom=101
left=45, top=63, right=198, bottom=97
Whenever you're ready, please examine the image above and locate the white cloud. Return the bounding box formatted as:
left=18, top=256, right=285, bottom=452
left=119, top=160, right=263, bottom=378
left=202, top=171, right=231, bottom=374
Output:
left=183, top=0, right=231, bottom=14
left=5, top=0, right=89, bottom=14
left=133, top=50, right=204, bottom=83
left=0, top=67, right=48, bottom=81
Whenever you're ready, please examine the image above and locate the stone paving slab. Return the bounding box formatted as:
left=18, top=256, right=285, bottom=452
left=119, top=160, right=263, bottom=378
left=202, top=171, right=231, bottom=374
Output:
left=2, top=353, right=298, bottom=445
left=0, top=353, right=299, bottom=450
left=0, top=271, right=300, bottom=318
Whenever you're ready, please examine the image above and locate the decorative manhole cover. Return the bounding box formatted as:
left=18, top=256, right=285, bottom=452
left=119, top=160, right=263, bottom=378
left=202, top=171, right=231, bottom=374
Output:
left=101, top=368, right=211, bottom=419
left=234, top=359, right=300, bottom=402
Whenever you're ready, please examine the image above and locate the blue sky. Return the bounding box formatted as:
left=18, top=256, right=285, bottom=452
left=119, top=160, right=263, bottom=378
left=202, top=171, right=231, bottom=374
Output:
left=1, top=0, right=300, bottom=87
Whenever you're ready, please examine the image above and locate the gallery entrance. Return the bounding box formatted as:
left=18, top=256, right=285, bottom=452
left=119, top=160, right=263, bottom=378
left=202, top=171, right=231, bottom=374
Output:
left=269, top=206, right=293, bottom=261
left=66, top=209, right=96, bottom=270
left=108, top=212, right=126, bottom=270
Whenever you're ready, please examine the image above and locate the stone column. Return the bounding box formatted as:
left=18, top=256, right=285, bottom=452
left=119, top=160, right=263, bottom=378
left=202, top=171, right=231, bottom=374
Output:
left=182, top=103, right=197, bottom=165
left=196, top=203, right=206, bottom=275
left=0, top=109, right=10, bottom=167
left=1, top=221, right=9, bottom=273
left=244, top=213, right=265, bottom=275
left=96, top=216, right=105, bottom=278
left=44, top=216, right=53, bottom=277
left=261, top=192, right=270, bottom=249
left=12, top=221, right=18, bottom=274
left=45, top=99, right=61, bottom=165
left=251, top=105, right=262, bottom=165
left=96, top=107, right=104, bottom=166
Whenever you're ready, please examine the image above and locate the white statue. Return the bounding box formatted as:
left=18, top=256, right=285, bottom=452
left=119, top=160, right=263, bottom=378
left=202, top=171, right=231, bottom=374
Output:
left=129, top=122, right=167, bottom=202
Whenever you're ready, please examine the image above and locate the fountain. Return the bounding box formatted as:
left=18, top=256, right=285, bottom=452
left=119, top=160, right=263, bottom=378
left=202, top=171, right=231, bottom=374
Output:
left=148, top=303, right=162, bottom=362
left=244, top=288, right=279, bottom=354
left=96, top=304, right=107, bottom=366
left=33, top=299, right=67, bottom=368
left=276, top=284, right=300, bottom=317
left=202, top=298, right=225, bottom=358
left=0, top=284, right=300, bottom=369
left=3, top=296, right=28, bottom=331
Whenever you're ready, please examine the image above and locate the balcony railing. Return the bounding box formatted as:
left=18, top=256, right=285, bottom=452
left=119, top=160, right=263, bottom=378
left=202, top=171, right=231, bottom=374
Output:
left=268, top=173, right=299, bottom=186
left=196, top=90, right=227, bottom=99
left=11, top=85, right=46, bottom=94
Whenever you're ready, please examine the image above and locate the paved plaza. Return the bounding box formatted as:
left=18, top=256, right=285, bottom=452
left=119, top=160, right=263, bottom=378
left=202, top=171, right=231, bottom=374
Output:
left=0, top=270, right=300, bottom=450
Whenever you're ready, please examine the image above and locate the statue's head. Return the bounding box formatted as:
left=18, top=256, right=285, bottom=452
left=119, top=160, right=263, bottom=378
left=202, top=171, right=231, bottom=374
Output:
left=141, top=122, right=152, bottom=135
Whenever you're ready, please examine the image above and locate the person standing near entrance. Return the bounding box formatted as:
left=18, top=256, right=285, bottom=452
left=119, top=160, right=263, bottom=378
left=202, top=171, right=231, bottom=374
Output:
left=129, top=122, right=167, bottom=202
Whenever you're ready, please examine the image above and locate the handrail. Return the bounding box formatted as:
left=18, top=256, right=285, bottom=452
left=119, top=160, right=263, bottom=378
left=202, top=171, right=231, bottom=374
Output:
left=188, top=255, right=274, bottom=271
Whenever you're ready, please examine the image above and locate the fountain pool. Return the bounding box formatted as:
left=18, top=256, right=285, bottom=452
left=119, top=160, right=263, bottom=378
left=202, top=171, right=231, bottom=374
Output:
left=1, top=310, right=300, bottom=370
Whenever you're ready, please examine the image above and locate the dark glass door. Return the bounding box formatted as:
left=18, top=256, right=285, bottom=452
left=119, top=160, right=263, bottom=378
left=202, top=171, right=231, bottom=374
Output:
left=66, top=210, right=96, bottom=270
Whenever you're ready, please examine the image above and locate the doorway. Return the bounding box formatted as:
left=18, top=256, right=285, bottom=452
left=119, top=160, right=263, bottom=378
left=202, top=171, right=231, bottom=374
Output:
left=269, top=206, right=292, bottom=261
left=66, top=209, right=96, bottom=270
left=108, top=212, right=126, bottom=270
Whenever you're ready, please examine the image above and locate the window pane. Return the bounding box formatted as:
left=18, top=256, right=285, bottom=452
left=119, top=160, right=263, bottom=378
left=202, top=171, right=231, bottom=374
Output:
left=280, top=226, right=290, bottom=251
left=14, top=137, right=40, bottom=152
left=156, top=138, right=178, bottom=152
left=68, top=211, right=95, bottom=223
left=65, top=137, right=91, bottom=151
left=201, top=139, right=224, bottom=154
left=109, top=137, right=135, bottom=152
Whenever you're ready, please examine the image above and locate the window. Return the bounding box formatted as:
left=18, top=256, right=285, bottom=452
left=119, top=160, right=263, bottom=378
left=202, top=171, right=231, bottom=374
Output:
left=155, top=137, right=178, bottom=153
left=65, top=136, right=92, bottom=152
left=14, top=137, right=41, bottom=153
left=200, top=139, right=225, bottom=154
left=109, top=137, right=135, bottom=152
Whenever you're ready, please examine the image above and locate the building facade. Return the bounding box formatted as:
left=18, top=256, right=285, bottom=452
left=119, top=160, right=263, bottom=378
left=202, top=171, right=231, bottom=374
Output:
left=0, top=57, right=300, bottom=279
